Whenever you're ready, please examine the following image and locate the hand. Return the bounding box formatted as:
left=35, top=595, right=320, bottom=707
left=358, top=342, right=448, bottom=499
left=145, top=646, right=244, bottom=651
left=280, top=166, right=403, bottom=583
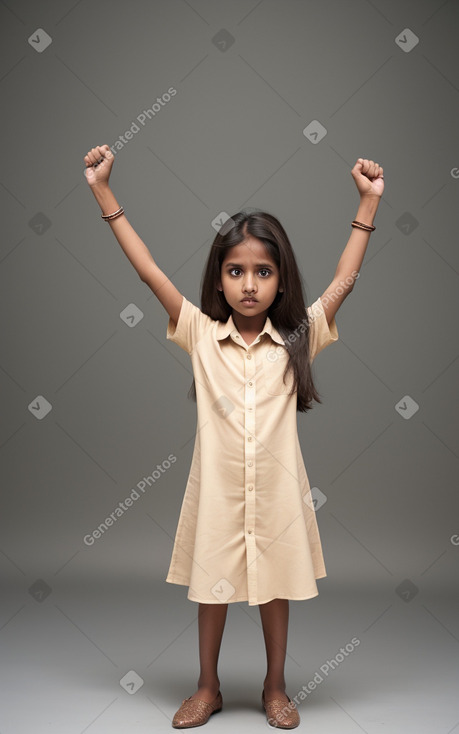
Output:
left=83, top=144, right=115, bottom=187
left=351, top=158, right=384, bottom=198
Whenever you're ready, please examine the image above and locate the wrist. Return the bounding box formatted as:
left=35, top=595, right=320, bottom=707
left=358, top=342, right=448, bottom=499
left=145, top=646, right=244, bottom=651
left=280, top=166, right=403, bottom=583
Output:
left=90, top=183, right=119, bottom=216
left=90, top=181, right=111, bottom=194
left=356, top=194, right=380, bottom=222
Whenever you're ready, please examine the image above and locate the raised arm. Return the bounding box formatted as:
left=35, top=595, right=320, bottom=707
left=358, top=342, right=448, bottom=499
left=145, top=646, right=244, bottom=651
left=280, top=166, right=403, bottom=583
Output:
left=83, top=145, right=184, bottom=327
left=320, top=158, right=384, bottom=325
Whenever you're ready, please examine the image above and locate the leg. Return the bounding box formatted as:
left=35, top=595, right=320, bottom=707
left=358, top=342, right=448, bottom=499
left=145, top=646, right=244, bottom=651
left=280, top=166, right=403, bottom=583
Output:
left=258, top=598, right=290, bottom=703
left=189, top=602, right=228, bottom=703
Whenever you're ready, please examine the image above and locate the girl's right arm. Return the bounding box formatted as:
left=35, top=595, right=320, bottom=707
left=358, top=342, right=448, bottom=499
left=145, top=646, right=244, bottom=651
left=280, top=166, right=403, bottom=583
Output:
left=83, top=144, right=183, bottom=328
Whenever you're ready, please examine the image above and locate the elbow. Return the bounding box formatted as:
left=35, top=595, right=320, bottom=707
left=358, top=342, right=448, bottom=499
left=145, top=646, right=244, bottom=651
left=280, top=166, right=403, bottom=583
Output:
left=338, top=271, right=360, bottom=292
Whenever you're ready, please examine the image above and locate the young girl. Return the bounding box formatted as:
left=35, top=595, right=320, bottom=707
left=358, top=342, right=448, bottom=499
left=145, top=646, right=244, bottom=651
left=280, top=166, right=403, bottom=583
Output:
left=83, top=146, right=384, bottom=729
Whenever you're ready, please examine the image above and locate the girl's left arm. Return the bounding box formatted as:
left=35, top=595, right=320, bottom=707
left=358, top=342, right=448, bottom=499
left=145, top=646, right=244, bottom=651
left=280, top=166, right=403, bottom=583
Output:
left=320, top=158, right=384, bottom=325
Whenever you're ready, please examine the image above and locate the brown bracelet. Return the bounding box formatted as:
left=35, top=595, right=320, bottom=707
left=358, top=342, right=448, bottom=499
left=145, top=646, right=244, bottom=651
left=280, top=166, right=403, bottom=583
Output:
left=351, top=219, right=375, bottom=232
left=101, top=206, right=124, bottom=221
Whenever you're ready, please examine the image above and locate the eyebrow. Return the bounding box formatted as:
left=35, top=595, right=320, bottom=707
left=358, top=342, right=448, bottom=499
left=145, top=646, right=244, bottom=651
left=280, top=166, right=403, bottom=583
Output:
left=224, top=262, right=274, bottom=268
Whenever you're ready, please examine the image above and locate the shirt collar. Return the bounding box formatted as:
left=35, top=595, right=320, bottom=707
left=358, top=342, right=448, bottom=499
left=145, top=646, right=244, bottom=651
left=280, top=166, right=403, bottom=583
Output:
left=216, top=312, right=285, bottom=346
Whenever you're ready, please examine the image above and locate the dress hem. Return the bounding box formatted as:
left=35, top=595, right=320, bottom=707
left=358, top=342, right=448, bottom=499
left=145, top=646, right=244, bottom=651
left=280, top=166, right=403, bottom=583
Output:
left=165, top=574, right=327, bottom=605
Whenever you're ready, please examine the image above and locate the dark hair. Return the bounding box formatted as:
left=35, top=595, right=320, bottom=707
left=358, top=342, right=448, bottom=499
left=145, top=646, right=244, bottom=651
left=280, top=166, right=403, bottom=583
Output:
left=187, top=210, right=323, bottom=413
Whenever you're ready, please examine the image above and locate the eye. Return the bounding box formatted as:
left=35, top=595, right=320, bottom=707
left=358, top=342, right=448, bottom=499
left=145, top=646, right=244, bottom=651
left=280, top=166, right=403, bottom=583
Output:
left=228, top=268, right=272, bottom=277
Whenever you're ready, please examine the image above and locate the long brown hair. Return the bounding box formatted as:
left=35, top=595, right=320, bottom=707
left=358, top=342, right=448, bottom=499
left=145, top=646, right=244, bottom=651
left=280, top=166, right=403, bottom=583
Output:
left=187, top=210, right=323, bottom=413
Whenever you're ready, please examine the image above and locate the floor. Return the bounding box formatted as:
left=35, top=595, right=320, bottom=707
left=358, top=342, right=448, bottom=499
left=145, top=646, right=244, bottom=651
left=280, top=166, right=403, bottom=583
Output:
left=0, top=578, right=458, bottom=733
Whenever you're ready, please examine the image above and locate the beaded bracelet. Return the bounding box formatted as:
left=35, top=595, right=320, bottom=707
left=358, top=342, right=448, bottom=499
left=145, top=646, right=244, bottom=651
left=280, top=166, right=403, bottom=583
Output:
left=101, top=206, right=124, bottom=221
left=351, top=220, right=375, bottom=231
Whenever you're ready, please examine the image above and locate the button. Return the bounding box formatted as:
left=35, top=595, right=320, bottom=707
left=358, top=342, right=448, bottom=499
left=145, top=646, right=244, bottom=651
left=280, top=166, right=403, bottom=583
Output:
left=247, top=460, right=253, bottom=467
left=247, top=353, right=252, bottom=359
left=248, top=381, right=253, bottom=387
left=248, top=485, right=254, bottom=491
left=248, top=528, right=253, bottom=534
left=247, top=436, right=252, bottom=441
left=248, top=407, right=253, bottom=411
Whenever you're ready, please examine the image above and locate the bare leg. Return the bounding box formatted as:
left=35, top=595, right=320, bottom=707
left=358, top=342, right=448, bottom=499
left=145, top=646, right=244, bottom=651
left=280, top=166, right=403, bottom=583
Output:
left=189, top=602, right=228, bottom=703
left=259, top=598, right=290, bottom=703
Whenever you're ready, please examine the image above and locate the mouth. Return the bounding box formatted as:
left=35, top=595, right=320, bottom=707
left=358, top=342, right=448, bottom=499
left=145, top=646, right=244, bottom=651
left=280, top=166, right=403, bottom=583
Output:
left=241, top=298, right=258, bottom=304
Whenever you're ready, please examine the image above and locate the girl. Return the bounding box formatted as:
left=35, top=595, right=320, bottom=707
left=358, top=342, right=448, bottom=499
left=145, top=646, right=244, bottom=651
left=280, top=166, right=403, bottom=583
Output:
left=83, top=146, right=384, bottom=729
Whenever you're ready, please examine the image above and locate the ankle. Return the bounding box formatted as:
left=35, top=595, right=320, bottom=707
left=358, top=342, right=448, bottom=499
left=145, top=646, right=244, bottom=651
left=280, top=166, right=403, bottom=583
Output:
left=263, top=679, right=286, bottom=692
left=197, top=679, right=220, bottom=692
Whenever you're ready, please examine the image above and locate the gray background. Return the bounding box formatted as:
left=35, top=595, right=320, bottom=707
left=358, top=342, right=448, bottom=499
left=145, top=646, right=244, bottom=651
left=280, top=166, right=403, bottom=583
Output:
left=1, top=0, right=458, bottom=732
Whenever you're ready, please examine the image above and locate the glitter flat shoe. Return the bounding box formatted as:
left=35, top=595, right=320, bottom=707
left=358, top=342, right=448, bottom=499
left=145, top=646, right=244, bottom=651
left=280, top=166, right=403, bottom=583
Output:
left=262, top=689, right=300, bottom=729
left=172, top=690, right=222, bottom=728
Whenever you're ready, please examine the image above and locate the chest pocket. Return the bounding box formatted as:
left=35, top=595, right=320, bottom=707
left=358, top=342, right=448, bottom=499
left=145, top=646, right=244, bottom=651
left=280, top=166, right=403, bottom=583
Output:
left=262, top=346, right=295, bottom=396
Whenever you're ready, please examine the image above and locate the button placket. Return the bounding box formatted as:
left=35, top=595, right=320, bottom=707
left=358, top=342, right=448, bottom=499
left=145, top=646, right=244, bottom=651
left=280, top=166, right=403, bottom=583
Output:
left=244, top=348, right=258, bottom=604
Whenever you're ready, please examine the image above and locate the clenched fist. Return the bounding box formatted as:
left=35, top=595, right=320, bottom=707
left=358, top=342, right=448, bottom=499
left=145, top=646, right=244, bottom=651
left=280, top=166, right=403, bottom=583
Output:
left=351, top=158, right=384, bottom=198
left=83, top=144, right=115, bottom=187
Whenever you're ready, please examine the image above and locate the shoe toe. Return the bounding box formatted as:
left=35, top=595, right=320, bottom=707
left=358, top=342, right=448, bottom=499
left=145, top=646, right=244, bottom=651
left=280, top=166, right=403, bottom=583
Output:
left=262, top=690, right=300, bottom=729
left=172, top=691, right=222, bottom=728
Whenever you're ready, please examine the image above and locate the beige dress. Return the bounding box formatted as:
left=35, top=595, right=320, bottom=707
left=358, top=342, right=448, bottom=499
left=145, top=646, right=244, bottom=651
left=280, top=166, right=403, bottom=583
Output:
left=165, top=294, right=339, bottom=605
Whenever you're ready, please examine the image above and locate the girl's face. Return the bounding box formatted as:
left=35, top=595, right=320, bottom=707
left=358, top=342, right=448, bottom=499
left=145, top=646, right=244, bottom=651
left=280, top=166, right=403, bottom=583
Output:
left=218, top=238, right=282, bottom=317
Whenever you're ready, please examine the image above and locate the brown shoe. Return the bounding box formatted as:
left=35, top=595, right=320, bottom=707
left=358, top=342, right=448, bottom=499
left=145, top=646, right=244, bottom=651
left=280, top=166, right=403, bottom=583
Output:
left=172, top=690, right=222, bottom=728
left=262, top=689, right=300, bottom=729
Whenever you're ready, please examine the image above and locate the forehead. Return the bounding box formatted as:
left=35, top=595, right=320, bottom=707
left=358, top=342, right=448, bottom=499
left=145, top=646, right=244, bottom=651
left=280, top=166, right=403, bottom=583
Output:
left=222, top=238, right=276, bottom=265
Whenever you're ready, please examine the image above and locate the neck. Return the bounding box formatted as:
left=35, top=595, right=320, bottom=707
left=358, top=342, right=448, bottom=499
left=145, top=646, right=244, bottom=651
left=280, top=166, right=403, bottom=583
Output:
left=231, top=308, right=269, bottom=334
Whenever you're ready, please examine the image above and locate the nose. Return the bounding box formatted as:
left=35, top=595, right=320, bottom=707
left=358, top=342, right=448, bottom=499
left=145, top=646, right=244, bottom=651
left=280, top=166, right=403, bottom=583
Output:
left=243, top=275, right=256, bottom=293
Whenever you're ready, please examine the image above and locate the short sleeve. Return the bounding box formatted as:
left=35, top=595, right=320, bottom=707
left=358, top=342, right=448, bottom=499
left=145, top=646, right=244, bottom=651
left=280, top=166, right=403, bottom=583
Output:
left=166, top=295, right=215, bottom=354
left=307, top=296, right=339, bottom=363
